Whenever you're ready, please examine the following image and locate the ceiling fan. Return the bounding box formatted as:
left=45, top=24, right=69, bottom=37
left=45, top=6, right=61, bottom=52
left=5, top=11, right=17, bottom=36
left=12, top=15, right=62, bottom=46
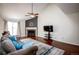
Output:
left=25, top=3, right=39, bottom=17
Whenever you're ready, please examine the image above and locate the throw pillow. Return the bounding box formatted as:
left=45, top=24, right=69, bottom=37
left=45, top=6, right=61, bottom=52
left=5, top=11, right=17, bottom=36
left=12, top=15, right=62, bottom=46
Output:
left=9, top=36, right=17, bottom=41
left=9, top=36, right=23, bottom=50
left=1, top=38, right=16, bottom=53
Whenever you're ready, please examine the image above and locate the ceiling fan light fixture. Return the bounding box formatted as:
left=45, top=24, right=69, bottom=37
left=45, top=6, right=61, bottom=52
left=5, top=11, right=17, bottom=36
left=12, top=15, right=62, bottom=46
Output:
left=30, top=15, right=35, bottom=18
left=25, top=3, right=39, bottom=17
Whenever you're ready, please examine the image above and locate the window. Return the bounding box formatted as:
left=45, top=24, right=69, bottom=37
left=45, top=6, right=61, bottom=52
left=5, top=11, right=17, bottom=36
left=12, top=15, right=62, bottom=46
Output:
left=8, top=21, right=18, bottom=35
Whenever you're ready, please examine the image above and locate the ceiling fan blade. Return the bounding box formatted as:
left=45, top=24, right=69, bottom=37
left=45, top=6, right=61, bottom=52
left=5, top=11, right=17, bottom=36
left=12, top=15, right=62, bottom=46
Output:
left=34, top=13, right=39, bottom=15
left=25, top=15, right=30, bottom=16
left=27, top=12, right=33, bottom=15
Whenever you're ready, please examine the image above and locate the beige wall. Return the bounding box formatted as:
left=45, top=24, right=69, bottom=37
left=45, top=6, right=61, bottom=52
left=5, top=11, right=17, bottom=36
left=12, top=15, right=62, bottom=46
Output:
left=0, top=17, right=4, bottom=38
left=38, top=4, right=79, bottom=46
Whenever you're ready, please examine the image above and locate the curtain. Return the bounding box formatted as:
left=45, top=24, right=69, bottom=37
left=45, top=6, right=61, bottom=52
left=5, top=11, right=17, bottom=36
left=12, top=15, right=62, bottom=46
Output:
left=17, top=21, right=21, bottom=37
left=4, top=20, right=8, bottom=31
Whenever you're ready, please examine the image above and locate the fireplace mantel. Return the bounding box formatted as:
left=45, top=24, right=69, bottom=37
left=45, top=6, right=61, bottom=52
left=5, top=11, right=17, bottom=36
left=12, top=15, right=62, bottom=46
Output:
left=26, top=27, right=37, bottom=30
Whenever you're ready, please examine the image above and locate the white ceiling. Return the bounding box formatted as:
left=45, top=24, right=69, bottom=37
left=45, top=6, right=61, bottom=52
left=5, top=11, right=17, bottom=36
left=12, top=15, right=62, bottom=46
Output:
left=0, top=3, right=79, bottom=22
left=0, top=3, right=49, bottom=21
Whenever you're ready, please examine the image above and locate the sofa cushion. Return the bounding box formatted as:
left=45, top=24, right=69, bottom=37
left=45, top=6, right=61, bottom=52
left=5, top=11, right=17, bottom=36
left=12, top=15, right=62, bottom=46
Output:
left=22, top=40, right=34, bottom=49
left=1, top=38, right=16, bottom=53
left=0, top=47, right=7, bottom=55
left=0, top=42, right=6, bottom=55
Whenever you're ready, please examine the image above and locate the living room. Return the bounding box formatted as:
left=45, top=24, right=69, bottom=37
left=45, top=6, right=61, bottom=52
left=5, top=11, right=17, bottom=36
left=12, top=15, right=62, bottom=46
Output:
left=0, top=3, right=79, bottom=55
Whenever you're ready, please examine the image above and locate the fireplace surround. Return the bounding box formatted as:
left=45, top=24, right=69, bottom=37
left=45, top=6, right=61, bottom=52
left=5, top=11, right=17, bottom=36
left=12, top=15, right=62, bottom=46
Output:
left=25, top=27, right=37, bottom=37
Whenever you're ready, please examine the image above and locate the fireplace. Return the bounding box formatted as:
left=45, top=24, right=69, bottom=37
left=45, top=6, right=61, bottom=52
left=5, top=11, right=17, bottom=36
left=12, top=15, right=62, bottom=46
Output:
left=27, top=30, right=36, bottom=37
left=25, top=27, right=37, bottom=37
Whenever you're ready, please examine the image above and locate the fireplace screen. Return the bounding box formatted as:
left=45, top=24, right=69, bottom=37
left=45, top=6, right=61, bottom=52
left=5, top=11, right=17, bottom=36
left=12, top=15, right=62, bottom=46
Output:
left=27, top=30, right=36, bottom=37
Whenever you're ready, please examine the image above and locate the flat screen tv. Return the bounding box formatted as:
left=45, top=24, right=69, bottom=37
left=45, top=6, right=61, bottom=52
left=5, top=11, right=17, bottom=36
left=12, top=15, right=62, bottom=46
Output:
left=44, top=25, right=53, bottom=32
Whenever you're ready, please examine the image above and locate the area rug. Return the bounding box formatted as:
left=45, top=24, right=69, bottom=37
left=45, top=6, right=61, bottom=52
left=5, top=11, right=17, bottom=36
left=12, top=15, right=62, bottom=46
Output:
left=21, top=38, right=65, bottom=55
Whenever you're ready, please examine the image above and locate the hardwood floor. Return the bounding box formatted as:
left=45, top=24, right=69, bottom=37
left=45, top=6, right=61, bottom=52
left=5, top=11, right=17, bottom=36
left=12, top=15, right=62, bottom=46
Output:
left=21, top=36, right=79, bottom=55
left=35, top=37, right=79, bottom=55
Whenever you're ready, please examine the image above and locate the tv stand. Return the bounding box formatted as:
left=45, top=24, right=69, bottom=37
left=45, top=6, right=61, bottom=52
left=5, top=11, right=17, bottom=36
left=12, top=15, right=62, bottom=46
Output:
left=45, top=32, right=53, bottom=45
left=45, top=32, right=51, bottom=40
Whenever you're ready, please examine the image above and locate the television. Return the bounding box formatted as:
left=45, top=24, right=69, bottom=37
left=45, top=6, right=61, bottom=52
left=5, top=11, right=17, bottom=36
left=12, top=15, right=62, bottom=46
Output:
left=44, top=25, right=53, bottom=32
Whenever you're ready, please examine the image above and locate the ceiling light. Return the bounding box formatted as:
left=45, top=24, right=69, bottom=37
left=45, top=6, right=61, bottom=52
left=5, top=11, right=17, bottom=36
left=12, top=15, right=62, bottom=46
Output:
left=30, top=15, right=35, bottom=18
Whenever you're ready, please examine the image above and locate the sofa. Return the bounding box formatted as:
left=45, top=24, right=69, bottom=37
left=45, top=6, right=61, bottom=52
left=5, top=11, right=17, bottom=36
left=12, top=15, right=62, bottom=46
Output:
left=0, top=38, right=38, bottom=55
